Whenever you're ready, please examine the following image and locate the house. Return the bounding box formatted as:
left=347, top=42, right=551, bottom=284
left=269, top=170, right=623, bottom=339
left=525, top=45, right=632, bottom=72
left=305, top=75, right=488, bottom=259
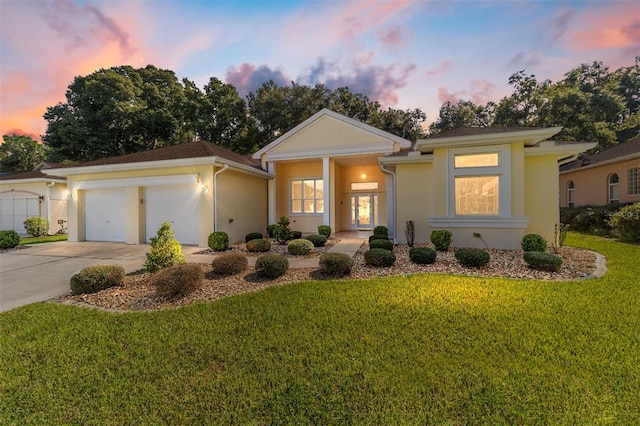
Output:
left=41, top=109, right=596, bottom=249
left=559, top=136, right=640, bottom=208
left=0, top=163, right=68, bottom=235
left=43, top=141, right=271, bottom=246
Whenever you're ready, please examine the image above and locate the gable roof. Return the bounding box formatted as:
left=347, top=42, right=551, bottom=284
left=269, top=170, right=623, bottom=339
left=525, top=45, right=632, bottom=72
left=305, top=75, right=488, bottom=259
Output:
left=252, top=108, right=413, bottom=160
left=560, top=136, right=640, bottom=172
left=416, top=126, right=563, bottom=151
left=0, top=163, right=66, bottom=183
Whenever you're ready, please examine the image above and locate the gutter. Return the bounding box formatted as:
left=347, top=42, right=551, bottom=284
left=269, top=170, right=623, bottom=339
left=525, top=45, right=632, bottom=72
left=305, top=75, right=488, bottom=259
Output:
left=379, top=162, right=397, bottom=244
left=213, top=164, right=229, bottom=231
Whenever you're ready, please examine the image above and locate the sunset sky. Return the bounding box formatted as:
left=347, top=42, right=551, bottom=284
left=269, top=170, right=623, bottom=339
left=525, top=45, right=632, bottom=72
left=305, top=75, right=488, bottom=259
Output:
left=1, top=0, right=638, bottom=141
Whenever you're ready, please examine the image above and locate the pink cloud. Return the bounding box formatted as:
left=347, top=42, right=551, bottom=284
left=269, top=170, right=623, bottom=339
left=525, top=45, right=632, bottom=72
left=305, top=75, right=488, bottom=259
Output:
left=376, top=25, right=411, bottom=49
left=225, top=63, right=290, bottom=98
left=2, top=129, right=42, bottom=142
left=566, top=3, right=640, bottom=53
left=427, top=60, right=453, bottom=77
left=437, top=80, right=497, bottom=106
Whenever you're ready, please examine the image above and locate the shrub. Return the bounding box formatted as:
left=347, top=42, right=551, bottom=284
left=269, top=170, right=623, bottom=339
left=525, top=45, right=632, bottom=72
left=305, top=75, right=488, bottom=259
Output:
left=70, top=265, right=125, bottom=295
left=23, top=217, right=49, bottom=237
left=305, top=234, right=327, bottom=247
left=319, top=252, right=353, bottom=277
left=430, top=230, right=452, bottom=251
left=245, top=232, right=263, bottom=243
left=373, top=225, right=388, bottom=236
left=255, top=254, right=289, bottom=278
left=288, top=238, right=314, bottom=255
left=318, top=225, right=332, bottom=238
left=0, top=230, right=20, bottom=249
left=246, top=238, right=271, bottom=252
left=607, top=202, right=640, bottom=243
left=211, top=252, right=248, bottom=275
left=368, top=234, right=389, bottom=243
left=208, top=231, right=229, bottom=251
left=364, top=248, right=396, bottom=267
left=455, top=248, right=490, bottom=268
left=151, top=263, right=204, bottom=298
left=266, top=224, right=279, bottom=239
left=274, top=216, right=293, bottom=244
left=523, top=251, right=563, bottom=272
left=369, top=238, right=394, bottom=251
left=521, top=233, right=547, bottom=252
left=560, top=203, right=631, bottom=234
left=291, top=230, right=303, bottom=240
left=144, top=222, right=186, bottom=273
left=409, top=247, right=436, bottom=265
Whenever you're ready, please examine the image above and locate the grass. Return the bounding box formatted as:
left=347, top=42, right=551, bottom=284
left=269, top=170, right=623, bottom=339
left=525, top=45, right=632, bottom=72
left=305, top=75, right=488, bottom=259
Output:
left=19, top=234, right=67, bottom=245
left=1, top=233, right=638, bottom=424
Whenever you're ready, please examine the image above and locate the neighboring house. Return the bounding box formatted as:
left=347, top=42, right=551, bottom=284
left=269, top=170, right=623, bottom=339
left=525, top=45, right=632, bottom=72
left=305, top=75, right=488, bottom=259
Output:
left=0, top=163, right=68, bottom=235
left=559, top=136, right=640, bottom=208
left=40, top=109, right=595, bottom=249
left=43, top=141, right=271, bottom=246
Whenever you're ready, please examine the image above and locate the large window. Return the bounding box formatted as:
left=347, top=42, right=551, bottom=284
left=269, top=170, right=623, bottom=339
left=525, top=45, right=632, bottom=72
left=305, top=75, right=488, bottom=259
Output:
left=567, top=180, right=575, bottom=208
left=629, top=168, right=639, bottom=195
left=291, top=179, right=323, bottom=214
left=608, top=173, right=619, bottom=203
left=455, top=176, right=499, bottom=215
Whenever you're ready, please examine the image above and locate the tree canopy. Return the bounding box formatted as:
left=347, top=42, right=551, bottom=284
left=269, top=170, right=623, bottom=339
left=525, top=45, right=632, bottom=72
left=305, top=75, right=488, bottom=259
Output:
left=0, top=134, right=47, bottom=174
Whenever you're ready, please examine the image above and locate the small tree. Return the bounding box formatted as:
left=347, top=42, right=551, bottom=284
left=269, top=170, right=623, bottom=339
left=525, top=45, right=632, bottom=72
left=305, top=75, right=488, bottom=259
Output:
left=144, top=221, right=185, bottom=273
left=274, top=216, right=293, bottom=244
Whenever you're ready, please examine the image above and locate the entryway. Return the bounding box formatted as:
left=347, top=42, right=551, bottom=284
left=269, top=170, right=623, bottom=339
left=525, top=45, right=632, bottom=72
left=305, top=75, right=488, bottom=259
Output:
left=350, top=193, right=379, bottom=230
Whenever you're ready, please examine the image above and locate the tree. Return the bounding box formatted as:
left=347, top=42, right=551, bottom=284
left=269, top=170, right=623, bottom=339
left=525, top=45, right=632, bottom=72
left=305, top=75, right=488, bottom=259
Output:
left=428, top=100, right=492, bottom=135
left=0, top=135, right=47, bottom=173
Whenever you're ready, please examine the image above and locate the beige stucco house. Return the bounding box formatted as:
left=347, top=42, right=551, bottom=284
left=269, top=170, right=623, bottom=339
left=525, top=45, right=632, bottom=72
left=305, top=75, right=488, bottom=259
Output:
left=0, top=164, right=68, bottom=235
left=559, top=136, right=640, bottom=208
left=43, top=142, right=271, bottom=246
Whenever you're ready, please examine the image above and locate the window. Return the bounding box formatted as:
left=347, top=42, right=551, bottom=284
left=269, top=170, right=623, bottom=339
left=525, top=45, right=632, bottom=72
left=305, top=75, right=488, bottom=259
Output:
left=608, top=173, right=620, bottom=203
left=291, top=179, right=323, bottom=214
left=450, top=146, right=510, bottom=216
left=350, top=181, right=379, bottom=191
left=567, top=181, right=575, bottom=208
left=629, top=168, right=639, bottom=195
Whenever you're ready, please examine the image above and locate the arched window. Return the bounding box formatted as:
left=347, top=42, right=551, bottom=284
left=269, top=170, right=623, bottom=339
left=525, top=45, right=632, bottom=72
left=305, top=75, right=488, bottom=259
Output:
left=608, top=173, right=619, bottom=204
left=567, top=180, right=575, bottom=208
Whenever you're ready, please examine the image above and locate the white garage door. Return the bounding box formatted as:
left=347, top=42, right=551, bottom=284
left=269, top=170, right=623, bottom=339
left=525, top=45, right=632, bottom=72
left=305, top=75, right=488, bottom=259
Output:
left=145, top=186, right=199, bottom=245
left=0, top=197, right=40, bottom=235
left=84, top=189, right=126, bottom=242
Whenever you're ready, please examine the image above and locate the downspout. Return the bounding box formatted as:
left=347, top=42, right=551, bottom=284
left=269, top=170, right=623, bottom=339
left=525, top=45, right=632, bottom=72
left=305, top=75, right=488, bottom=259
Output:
left=379, top=163, right=397, bottom=244
left=213, top=164, right=229, bottom=231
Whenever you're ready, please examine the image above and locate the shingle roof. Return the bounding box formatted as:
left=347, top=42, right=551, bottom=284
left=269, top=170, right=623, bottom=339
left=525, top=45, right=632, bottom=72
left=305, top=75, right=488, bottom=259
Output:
left=560, top=136, right=640, bottom=172
left=426, top=127, right=548, bottom=139
left=50, top=141, right=261, bottom=170
left=0, top=164, right=66, bottom=181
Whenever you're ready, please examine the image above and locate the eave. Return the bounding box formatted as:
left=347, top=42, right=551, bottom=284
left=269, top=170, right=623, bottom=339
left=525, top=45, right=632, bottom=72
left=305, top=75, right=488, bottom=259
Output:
left=416, top=127, right=563, bottom=152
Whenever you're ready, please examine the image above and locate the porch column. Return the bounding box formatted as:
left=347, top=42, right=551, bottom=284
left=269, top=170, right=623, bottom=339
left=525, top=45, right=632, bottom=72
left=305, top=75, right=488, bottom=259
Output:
left=267, top=162, right=276, bottom=224
left=322, top=157, right=330, bottom=227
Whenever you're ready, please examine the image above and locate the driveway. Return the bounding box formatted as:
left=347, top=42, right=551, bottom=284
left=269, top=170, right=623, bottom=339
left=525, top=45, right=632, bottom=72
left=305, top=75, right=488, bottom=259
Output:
left=0, top=241, right=202, bottom=313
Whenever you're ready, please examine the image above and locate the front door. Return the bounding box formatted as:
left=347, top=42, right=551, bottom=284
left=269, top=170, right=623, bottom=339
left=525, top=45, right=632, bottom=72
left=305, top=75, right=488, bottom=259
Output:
left=351, top=193, right=378, bottom=229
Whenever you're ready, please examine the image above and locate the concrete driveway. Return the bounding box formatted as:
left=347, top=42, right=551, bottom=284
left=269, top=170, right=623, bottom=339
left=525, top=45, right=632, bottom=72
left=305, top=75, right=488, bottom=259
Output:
left=0, top=241, right=202, bottom=313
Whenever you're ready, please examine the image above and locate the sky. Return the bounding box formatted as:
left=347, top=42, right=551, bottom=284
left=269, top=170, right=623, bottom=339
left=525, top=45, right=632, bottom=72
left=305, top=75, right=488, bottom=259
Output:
left=1, top=0, right=638, bottom=141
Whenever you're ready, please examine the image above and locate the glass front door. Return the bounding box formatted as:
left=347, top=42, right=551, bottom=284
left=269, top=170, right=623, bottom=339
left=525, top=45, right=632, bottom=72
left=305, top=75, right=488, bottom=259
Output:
left=351, top=193, right=378, bottom=229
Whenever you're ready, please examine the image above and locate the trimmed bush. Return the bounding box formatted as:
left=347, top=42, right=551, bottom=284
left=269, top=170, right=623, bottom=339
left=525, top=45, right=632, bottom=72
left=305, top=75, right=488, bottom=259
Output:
left=255, top=254, right=289, bottom=278
left=291, top=230, right=303, bottom=240
left=288, top=238, right=314, bottom=255
left=211, top=252, right=248, bottom=275
left=70, top=265, right=125, bottom=295
left=455, top=248, right=490, bottom=268
left=373, top=225, right=388, bottom=236
left=318, top=225, right=332, bottom=239
left=369, top=238, right=394, bottom=251
left=368, top=234, right=390, bottom=243
left=521, top=233, right=547, bottom=252
left=274, top=216, right=293, bottom=244
left=245, top=232, right=263, bottom=243
left=0, top=230, right=20, bottom=249
left=144, top=222, right=185, bottom=273
left=305, top=234, right=327, bottom=247
left=431, top=230, right=452, bottom=251
left=319, top=252, right=353, bottom=277
left=152, top=263, right=204, bottom=298
left=409, top=247, right=437, bottom=265
left=523, top=251, right=563, bottom=272
left=364, top=248, right=396, bottom=267
left=266, top=224, right=279, bottom=239
left=607, top=202, right=640, bottom=243
left=246, top=238, right=271, bottom=252
left=208, top=231, right=229, bottom=251
left=23, top=217, right=49, bottom=237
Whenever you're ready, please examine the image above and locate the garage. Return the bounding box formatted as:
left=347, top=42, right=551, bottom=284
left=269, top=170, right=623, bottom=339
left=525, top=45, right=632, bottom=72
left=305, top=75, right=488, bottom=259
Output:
left=0, top=197, right=41, bottom=235
left=84, top=189, right=126, bottom=242
left=145, top=186, right=199, bottom=245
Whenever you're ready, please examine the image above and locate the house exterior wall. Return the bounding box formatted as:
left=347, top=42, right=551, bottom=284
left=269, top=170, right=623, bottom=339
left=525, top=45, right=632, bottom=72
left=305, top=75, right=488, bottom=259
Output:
left=217, top=170, right=268, bottom=243
left=275, top=160, right=324, bottom=233
left=395, top=162, right=434, bottom=244
left=524, top=156, right=560, bottom=244
left=559, top=158, right=640, bottom=207
left=0, top=180, right=68, bottom=235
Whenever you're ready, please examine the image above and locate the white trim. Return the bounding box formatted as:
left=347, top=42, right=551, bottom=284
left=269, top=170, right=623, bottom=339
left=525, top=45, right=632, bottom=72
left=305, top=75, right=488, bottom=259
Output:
left=524, top=141, right=597, bottom=158
left=72, top=174, right=198, bottom=191
left=416, top=127, right=562, bottom=151
left=429, top=216, right=530, bottom=228
left=559, top=151, right=640, bottom=174
left=264, top=144, right=395, bottom=161
left=322, top=157, right=330, bottom=226
left=0, top=178, right=66, bottom=185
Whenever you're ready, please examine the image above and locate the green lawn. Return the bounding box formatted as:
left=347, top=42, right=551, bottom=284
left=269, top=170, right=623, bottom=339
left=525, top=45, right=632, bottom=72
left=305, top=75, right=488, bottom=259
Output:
left=19, top=234, right=67, bottom=245
left=1, top=233, right=638, bottom=425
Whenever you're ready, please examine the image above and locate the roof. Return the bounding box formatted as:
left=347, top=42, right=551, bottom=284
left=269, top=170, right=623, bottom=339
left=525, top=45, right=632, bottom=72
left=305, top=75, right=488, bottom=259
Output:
left=560, top=136, right=640, bottom=172
left=0, top=163, right=66, bottom=182
left=425, top=127, right=550, bottom=139
left=53, top=140, right=261, bottom=170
